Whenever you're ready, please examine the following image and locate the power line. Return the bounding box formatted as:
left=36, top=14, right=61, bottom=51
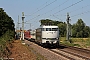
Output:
left=41, top=0, right=69, bottom=16
left=69, top=4, right=90, bottom=13
left=52, top=15, right=62, bottom=21
left=53, top=0, right=83, bottom=15
left=25, top=0, right=51, bottom=16
left=54, top=4, right=90, bottom=18
left=29, top=0, right=69, bottom=21
left=71, top=10, right=90, bottom=17
left=25, top=0, right=58, bottom=23
left=27, top=0, right=57, bottom=16
left=36, top=0, right=83, bottom=20
left=27, top=0, right=84, bottom=23
left=52, top=2, right=90, bottom=20
left=45, top=0, right=83, bottom=20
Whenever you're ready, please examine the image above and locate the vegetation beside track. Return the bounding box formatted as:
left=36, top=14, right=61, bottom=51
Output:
left=9, top=40, right=37, bottom=60
left=0, top=8, right=15, bottom=59
left=60, top=37, right=90, bottom=48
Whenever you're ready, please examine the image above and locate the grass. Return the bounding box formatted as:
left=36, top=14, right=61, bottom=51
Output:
left=60, top=37, right=90, bottom=48
left=84, top=38, right=90, bottom=47
left=0, top=37, right=6, bottom=54
left=0, top=33, right=14, bottom=58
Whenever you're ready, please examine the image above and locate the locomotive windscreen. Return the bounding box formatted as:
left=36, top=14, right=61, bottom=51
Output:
left=42, top=28, right=59, bottom=31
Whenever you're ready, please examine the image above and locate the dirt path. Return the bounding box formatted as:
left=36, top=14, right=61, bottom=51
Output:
left=9, top=40, right=36, bottom=60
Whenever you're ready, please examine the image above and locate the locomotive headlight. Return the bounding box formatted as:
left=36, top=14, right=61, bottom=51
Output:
left=56, top=38, right=59, bottom=40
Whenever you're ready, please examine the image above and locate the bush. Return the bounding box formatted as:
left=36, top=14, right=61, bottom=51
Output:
left=0, top=30, right=14, bottom=58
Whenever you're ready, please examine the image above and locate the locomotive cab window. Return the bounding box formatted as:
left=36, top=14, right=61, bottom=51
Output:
left=52, top=28, right=58, bottom=31
left=42, top=28, right=59, bottom=31
left=46, top=28, right=51, bottom=31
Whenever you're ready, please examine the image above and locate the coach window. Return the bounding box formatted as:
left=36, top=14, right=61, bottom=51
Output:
left=42, top=28, right=44, bottom=31
left=52, top=28, right=58, bottom=31
left=42, top=28, right=46, bottom=31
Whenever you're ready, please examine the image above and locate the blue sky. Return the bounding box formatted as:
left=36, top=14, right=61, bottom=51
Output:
left=0, top=0, right=90, bottom=30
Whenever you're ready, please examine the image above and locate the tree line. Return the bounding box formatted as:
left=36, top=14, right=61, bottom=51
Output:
left=40, top=19, right=90, bottom=38
left=0, top=8, right=15, bottom=37
left=0, top=8, right=15, bottom=57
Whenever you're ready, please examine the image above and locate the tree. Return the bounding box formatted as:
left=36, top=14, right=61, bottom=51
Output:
left=40, top=19, right=62, bottom=26
left=40, top=19, right=67, bottom=37
left=57, top=22, right=67, bottom=37
left=0, top=8, right=15, bottom=37
left=40, top=19, right=53, bottom=25
left=39, top=18, right=90, bottom=38
left=72, top=19, right=90, bottom=38
left=83, top=26, right=90, bottom=37
left=0, top=8, right=15, bottom=57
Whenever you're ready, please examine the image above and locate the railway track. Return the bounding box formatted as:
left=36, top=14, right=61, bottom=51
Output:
left=60, top=44, right=90, bottom=54
left=26, top=40, right=90, bottom=60
left=50, top=49, right=83, bottom=60
left=48, top=45, right=90, bottom=60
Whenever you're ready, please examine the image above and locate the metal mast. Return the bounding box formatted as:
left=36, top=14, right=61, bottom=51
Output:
left=16, top=15, right=19, bottom=31
left=18, top=15, right=19, bottom=30
left=22, top=12, right=25, bottom=40
left=66, top=13, right=70, bottom=40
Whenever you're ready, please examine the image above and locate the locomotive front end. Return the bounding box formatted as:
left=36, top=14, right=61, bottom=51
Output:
left=41, top=26, right=60, bottom=46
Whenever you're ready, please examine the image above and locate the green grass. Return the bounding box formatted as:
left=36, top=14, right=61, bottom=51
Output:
left=85, top=38, right=90, bottom=47
left=60, top=39, right=81, bottom=47
left=60, top=37, right=90, bottom=48
left=0, top=32, right=14, bottom=58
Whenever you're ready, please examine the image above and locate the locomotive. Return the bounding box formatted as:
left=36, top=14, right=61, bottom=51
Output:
left=24, top=30, right=31, bottom=40
left=35, top=25, right=60, bottom=46
left=24, top=25, right=60, bottom=47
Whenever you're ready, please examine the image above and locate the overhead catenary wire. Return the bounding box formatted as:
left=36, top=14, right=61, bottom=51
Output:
left=26, top=0, right=57, bottom=16
left=34, top=0, right=57, bottom=13
left=24, top=0, right=90, bottom=30
left=29, top=0, right=69, bottom=21
left=30, top=0, right=83, bottom=21
left=52, top=1, right=90, bottom=20
left=53, top=4, right=90, bottom=17
left=44, top=0, right=84, bottom=21
left=53, top=0, right=83, bottom=15
left=41, top=0, right=70, bottom=16
left=52, top=15, right=63, bottom=21
left=69, top=4, right=90, bottom=13
left=71, top=10, right=90, bottom=17
left=25, top=0, right=51, bottom=16
left=27, top=0, right=88, bottom=25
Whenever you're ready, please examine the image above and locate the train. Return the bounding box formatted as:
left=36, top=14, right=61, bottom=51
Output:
left=24, top=30, right=31, bottom=40
left=24, top=25, right=60, bottom=47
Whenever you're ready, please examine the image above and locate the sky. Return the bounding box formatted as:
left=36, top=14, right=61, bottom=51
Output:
left=0, top=0, right=90, bottom=30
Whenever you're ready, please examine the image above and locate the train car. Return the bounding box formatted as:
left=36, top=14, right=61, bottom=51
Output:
left=24, top=30, right=31, bottom=40
left=35, top=25, right=60, bottom=46
left=30, top=30, right=36, bottom=41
